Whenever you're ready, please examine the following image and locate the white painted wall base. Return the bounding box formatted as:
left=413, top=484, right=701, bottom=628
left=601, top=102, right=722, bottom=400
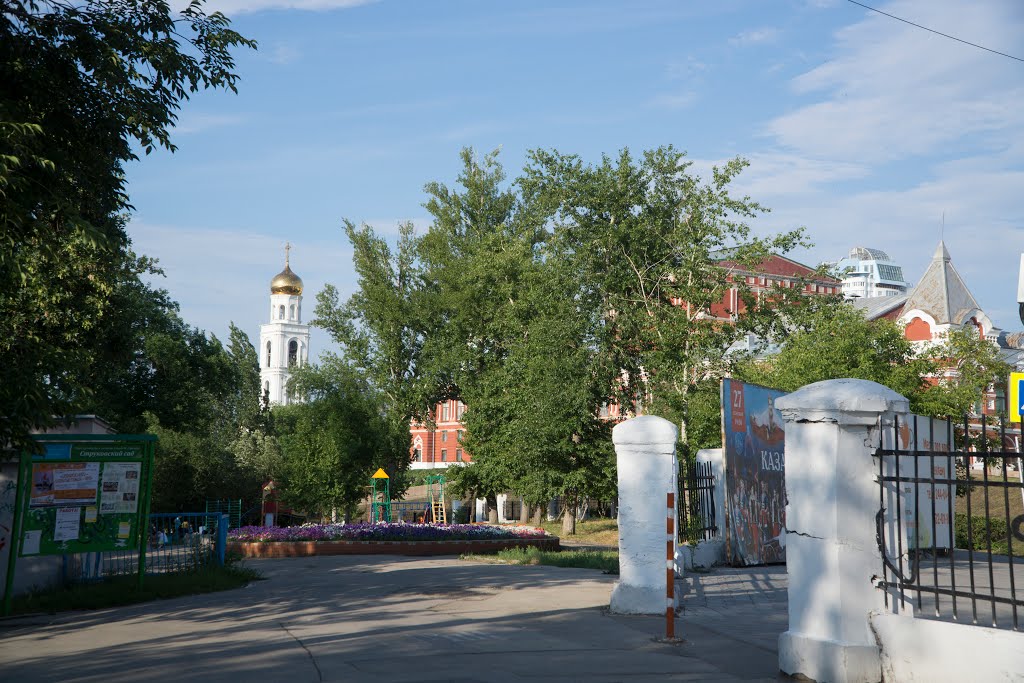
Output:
left=610, top=582, right=675, bottom=615
left=779, top=632, right=881, bottom=683
left=871, top=613, right=1024, bottom=683
left=677, top=538, right=725, bottom=572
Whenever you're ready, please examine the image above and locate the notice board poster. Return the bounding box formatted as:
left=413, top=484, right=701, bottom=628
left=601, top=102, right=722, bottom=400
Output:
left=19, top=441, right=150, bottom=557
left=721, top=379, right=788, bottom=566
left=888, top=416, right=955, bottom=551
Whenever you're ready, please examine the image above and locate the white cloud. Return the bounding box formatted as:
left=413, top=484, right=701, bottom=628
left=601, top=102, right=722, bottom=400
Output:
left=765, top=0, right=1024, bottom=163
left=720, top=0, right=1024, bottom=331
left=266, top=43, right=302, bottom=65
left=730, top=27, right=780, bottom=46
left=172, top=113, right=246, bottom=135
left=188, top=0, right=378, bottom=14
left=647, top=91, right=698, bottom=110
left=666, top=56, right=707, bottom=80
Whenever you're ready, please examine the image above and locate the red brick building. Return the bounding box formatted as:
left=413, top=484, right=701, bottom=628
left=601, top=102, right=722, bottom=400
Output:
left=705, top=253, right=841, bottom=321
left=409, top=399, right=469, bottom=470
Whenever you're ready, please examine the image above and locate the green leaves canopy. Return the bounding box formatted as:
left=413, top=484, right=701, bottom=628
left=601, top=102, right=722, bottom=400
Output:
left=1, top=0, right=254, bottom=453
left=321, top=145, right=819, bottom=512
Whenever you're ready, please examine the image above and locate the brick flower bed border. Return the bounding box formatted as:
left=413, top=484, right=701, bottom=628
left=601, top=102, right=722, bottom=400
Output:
left=229, top=536, right=559, bottom=558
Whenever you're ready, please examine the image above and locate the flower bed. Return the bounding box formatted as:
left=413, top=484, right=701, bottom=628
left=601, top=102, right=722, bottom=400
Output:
left=227, top=522, right=559, bottom=558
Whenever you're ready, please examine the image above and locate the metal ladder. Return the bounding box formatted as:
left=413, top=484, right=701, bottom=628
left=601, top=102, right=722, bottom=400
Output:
left=431, top=500, right=447, bottom=524
left=426, top=474, right=447, bottom=524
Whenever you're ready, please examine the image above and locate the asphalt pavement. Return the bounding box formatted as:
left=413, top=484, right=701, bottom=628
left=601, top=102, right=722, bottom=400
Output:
left=0, top=555, right=792, bottom=683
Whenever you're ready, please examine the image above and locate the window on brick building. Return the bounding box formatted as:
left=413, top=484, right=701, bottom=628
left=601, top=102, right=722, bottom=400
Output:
left=441, top=449, right=447, bottom=462
left=413, top=448, right=422, bottom=462
left=456, top=449, right=463, bottom=462
left=441, top=430, right=447, bottom=442
left=442, top=403, right=450, bottom=421
left=457, top=403, right=465, bottom=419
left=457, top=430, right=463, bottom=442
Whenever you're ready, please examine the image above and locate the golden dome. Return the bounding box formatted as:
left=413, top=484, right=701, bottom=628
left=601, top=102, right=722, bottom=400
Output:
left=270, top=244, right=303, bottom=295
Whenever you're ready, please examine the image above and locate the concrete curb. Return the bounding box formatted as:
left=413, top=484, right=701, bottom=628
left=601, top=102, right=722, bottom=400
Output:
left=228, top=537, right=560, bottom=558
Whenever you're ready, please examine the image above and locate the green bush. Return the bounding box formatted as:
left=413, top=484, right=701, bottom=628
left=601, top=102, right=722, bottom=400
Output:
left=954, top=513, right=1008, bottom=550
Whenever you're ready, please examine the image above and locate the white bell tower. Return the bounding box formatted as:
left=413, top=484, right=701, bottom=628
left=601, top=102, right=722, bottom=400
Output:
left=259, top=243, right=310, bottom=406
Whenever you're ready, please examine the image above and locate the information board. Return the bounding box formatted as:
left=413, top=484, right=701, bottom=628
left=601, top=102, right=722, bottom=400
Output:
left=889, top=415, right=955, bottom=551
left=18, top=440, right=151, bottom=557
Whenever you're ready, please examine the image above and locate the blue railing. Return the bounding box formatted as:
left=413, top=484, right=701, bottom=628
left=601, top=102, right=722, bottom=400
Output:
left=67, top=512, right=229, bottom=581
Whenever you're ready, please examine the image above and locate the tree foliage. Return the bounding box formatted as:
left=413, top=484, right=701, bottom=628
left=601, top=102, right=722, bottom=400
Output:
left=313, top=220, right=426, bottom=422
left=735, top=302, right=1013, bottom=421
left=325, top=146, right=820, bottom=528
left=274, top=359, right=410, bottom=518
left=1, top=0, right=254, bottom=452
left=521, top=147, right=812, bottom=453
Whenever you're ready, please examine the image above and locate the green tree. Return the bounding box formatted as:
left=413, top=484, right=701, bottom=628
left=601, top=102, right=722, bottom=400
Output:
left=522, top=146, right=812, bottom=455
left=275, top=358, right=410, bottom=519
left=914, top=327, right=1013, bottom=420
left=1, top=0, right=254, bottom=452
left=313, top=220, right=427, bottom=422
left=734, top=304, right=1012, bottom=422
left=734, top=301, right=933, bottom=404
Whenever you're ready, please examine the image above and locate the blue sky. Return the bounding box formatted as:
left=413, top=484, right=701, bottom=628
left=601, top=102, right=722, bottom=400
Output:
left=127, top=0, right=1024, bottom=359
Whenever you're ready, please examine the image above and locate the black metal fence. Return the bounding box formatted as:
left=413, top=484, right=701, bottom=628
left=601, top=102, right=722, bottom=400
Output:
left=680, top=459, right=717, bottom=542
left=874, top=414, right=1024, bottom=631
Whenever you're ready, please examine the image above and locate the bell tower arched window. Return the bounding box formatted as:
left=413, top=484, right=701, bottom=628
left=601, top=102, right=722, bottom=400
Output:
left=266, top=341, right=272, bottom=367
left=279, top=305, right=285, bottom=320
left=288, top=340, right=298, bottom=366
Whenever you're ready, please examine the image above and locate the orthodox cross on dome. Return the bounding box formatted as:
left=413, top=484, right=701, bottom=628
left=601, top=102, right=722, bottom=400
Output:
left=285, top=241, right=291, bottom=267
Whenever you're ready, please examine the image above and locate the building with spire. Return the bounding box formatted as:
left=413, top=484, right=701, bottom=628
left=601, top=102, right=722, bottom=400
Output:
left=259, top=244, right=310, bottom=406
left=852, top=241, right=1024, bottom=416
left=852, top=241, right=1000, bottom=343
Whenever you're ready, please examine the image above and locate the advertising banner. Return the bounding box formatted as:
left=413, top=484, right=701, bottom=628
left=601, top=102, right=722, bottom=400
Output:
left=721, top=379, right=788, bottom=566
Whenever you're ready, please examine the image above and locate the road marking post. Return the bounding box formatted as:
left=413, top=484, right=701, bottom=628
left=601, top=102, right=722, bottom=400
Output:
left=666, top=491, right=676, bottom=640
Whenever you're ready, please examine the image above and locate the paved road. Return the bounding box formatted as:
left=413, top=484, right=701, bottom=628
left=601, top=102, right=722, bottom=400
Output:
left=0, top=556, right=792, bottom=683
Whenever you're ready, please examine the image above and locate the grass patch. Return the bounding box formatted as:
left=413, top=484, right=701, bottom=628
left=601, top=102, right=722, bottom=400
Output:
left=956, top=473, right=1024, bottom=522
left=462, top=546, right=619, bottom=573
left=539, top=518, right=619, bottom=546
left=10, top=564, right=263, bottom=616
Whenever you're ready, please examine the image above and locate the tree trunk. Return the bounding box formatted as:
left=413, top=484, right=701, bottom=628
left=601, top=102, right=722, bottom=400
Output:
left=532, top=505, right=543, bottom=526
left=487, top=494, right=499, bottom=524
left=561, top=494, right=577, bottom=535
left=562, top=506, right=576, bottom=535
left=519, top=498, right=530, bottom=523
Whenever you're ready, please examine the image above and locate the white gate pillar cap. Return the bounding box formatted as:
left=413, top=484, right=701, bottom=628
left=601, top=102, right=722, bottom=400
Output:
left=775, top=378, right=909, bottom=426
left=612, top=415, right=678, bottom=447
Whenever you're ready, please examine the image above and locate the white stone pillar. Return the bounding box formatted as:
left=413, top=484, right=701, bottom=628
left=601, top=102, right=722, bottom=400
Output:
left=610, top=415, right=679, bottom=615
left=775, top=379, right=908, bottom=683
left=496, top=493, right=508, bottom=524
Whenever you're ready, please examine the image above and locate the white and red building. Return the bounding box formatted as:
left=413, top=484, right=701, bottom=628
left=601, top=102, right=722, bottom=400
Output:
left=851, top=241, right=1024, bottom=417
